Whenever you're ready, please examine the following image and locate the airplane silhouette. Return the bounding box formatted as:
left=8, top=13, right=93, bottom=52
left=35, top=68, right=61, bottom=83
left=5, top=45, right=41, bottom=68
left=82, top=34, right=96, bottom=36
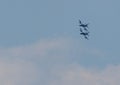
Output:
left=80, top=28, right=89, bottom=40
left=79, top=20, right=89, bottom=31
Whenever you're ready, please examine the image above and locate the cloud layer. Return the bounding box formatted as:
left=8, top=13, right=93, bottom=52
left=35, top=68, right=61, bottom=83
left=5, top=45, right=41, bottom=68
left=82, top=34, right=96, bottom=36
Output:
left=0, top=37, right=120, bottom=85
left=49, top=64, right=120, bottom=85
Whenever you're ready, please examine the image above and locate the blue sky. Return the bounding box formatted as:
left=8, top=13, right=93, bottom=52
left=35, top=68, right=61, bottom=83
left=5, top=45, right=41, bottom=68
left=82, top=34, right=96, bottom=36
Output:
left=0, top=0, right=120, bottom=85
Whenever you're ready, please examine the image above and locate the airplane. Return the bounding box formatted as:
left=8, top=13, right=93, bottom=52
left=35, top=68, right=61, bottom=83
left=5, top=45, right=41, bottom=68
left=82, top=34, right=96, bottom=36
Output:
left=79, top=28, right=89, bottom=40
left=80, top=32, right=89, bottom=40
left=79, top=20, right=89, bottom=30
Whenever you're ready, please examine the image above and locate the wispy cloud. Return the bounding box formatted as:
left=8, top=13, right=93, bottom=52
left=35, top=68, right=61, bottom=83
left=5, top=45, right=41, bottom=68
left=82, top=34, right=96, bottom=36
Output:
left=0, top=37, right=73, bottom=85
left=0, top=37, right=72, bottom=60
left=49, top=64, right=120, bottom=85
left=0, top=37, right=119, bottom=85
left=0, top=59, right=39, bottom=85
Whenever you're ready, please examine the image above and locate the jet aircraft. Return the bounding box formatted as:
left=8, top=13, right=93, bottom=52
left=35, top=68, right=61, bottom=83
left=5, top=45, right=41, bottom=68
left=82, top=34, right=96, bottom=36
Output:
left=79, top=20, right=89, bottom=31
left=79, top=28, right=89, bottom=40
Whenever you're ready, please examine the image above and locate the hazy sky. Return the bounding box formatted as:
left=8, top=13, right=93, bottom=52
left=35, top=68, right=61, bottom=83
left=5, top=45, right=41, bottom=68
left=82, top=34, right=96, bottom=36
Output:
left=0, top=0, right=120, bottom=85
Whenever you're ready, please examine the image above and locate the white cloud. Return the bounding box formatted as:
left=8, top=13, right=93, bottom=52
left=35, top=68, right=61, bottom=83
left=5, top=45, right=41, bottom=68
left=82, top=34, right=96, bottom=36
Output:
left=0, top=37, right=72, bottom=60
left=0, top=59, right=39, bottom=85
left=0, top=37, right=73, bottom=85
left=0, top=37, right=119, bottom=85
left=48, top=64, right=120, bottom=85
